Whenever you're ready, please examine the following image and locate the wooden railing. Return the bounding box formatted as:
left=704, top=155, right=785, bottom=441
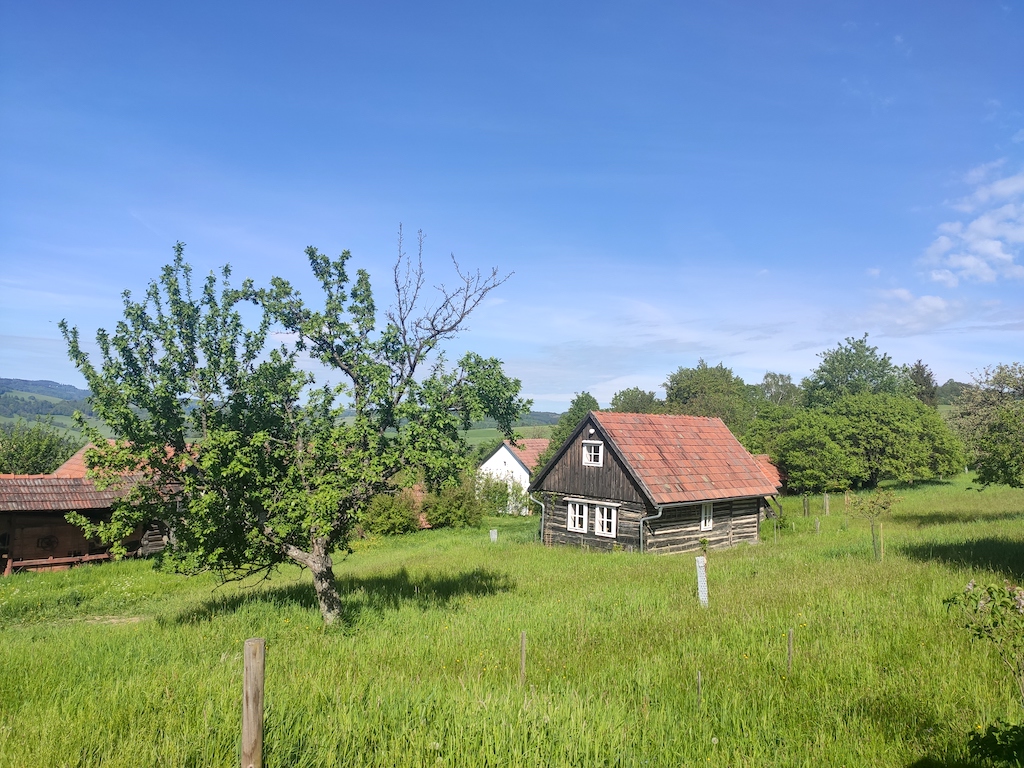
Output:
left=2, top=552, right=111, bottom=576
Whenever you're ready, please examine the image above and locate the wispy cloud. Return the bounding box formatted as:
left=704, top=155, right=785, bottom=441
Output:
left=923, top=165, right=1024, bottom=286
left=866, top=288, right=965, bottom=335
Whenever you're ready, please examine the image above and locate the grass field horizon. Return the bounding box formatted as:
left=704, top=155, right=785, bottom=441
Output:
left=1, top=474, right=1022, bottom=766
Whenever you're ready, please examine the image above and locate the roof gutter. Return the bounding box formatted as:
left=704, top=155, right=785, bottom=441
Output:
left=638, top=504, right=666, bottom=554
left=529, top=493, right=545, bottom=543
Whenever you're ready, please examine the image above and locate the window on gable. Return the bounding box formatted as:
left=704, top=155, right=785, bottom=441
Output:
left=700, top=502, right=713, bottom=532
left=594, top=505, right=617, bottom=538
left=582, top=440, right=603, bottom=467
left=567, top=501, right=588, bottom=533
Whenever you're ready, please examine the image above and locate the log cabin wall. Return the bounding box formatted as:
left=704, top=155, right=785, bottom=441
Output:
left=644, top=497, right=762, bottom=555
left=542, top=497, right=646, bottom=551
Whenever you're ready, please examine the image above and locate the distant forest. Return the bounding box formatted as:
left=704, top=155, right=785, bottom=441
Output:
left=0, top=378, right=558, bottom=429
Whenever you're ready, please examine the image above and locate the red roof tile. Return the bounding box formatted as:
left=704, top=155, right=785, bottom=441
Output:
left=0, top=476, right=124, bottom=511
left=504, top=438, right=550, bottom=472
left=591, top=412, right=779, bottom=505
left=753, top=454, right=783, bottom=489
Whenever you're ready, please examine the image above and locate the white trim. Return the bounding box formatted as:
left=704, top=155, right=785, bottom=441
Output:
left=567, top=501, right=588, bottom=533
left=582, top=440, right=604, bottom=467
left=594, top=505, right=617, bottom=538
left=563, top=497, right=621, bottom=507
left=700, top=501, right=713, bottom=532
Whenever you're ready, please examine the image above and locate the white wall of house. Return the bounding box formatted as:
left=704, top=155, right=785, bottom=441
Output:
left=478, top=445, right=531, bottom=514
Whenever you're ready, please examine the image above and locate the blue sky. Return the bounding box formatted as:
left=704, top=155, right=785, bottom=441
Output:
left=1, top=1, right=1022, bottom=411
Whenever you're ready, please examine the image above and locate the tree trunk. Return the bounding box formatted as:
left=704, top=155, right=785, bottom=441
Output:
left=309, top=537, right=343, bottom=625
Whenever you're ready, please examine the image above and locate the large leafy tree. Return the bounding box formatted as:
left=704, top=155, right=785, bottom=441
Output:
left=907, top=359, right=939, bottom=407
left=950, top=363, right=1024, bottom=487
left=663, top=359, right=754, bottom=435
left=802, top=333, right=912, bottom=407
left=61, top=239, right=529, bottom=624
left=757, top=372, right=802, bottom=408
left=609, top=386, right=662, bottom=414
left=0, top=419, right=84, bottom=474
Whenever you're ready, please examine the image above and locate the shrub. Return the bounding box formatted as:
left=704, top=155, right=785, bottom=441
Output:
left=424, top=475, right=482, bottom=529
left=478, top=474, right=530, bottom=515
left=362, top=490, right=420, bottom=536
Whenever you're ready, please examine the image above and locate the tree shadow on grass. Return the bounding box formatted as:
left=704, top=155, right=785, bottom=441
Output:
left=906, top=756, right=983, bottom=768
left=901, top=537, right=1024, bottom=581
left=170, top=566, right=514, bottom=627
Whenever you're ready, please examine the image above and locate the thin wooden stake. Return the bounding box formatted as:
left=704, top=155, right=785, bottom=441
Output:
left=242, top=637, right=265, bottom=768
left=802, top=496, right=809, bottom=517
left=787, top=628, right=793, bottom=675
left=519, top=631, right=527, bottom=687
left=697, top=669, right=702, bottom=709
left=823, top=493, right=830, bottom=516
left=815, top=518, right=820, bottom=535
left=880, top=522, right=884, bottom=563
left=845, top=490, right=850, bottom=508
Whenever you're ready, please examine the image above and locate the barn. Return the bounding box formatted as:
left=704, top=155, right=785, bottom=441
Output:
left=0, top=445, right=167, bottom=575
left=529, top=411, right=781, bottom=554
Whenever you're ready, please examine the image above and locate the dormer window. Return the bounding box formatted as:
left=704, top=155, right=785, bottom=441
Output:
left=582, top=440, right=604, bottom=467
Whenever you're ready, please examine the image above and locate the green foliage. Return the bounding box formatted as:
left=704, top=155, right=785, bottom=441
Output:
left=60, top=237, right=529, bottom=624
left=757, top=371, right=802, bottom=408
left=829, top=393, right=965, bottom=488
left=535, top=391, right=599, bottom=467
left=950, top=363, right=1024, bottom=488
left=0, top=418, right=84, bottom=474
left=937, top=378, right=969, bottom=405
left=664, top=359, right=754, bottom=434
left=477, top=474, right=529, bottom=516
left=946, top=579, right=1024, bottom=707
left=908, top=360, right=938, bottom=408
left=802, top=333, right=913, bottom=407
left=967, top=720, right=1024, bottom=764
left=748, top=394, right=964, bottom=492
left=362, top=491, right=420, bottom=536
left=609, top=387, right=662, bottom=413
left=424, top=474, right=483, bottom=528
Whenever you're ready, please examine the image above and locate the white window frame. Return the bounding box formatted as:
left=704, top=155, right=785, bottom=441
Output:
left=582, top=440, right=604, bottom=467
left=700, top=502, right=713, bottom=532
left=594, top=505, right=617, bottom=538
left=567, top=501, right=588, bottom=533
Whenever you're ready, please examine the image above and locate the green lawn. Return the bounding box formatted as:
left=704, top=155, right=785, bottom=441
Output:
left=1, top=475, right=1022, bottom=766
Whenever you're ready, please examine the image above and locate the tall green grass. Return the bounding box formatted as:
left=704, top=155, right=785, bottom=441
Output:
left=1, top=475, right=1022, bottom=766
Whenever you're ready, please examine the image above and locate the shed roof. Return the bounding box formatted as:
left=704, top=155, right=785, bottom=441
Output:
left=586, top=412, right=779, bottom=506
left=753, top=454, right=783, bottom=490
left=0, top=476, right=123, bottom=512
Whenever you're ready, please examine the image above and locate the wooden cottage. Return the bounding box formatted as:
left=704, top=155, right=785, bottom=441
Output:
left=529, top=412, right=781, bottom=554
left=0, top=446, right=166, bottom=575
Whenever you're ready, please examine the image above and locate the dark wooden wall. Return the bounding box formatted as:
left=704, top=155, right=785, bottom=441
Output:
left=644, top=497, right=762, bottom=555
left=534, top=416, right=646, bottom=505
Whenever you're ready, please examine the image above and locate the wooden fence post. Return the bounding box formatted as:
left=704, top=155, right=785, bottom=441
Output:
left=787, top=628, right=794, bottom=675
left=519, top=631, right=527, bottom=687
left=823, top=493, right=830, bottom=516
left=815, top=518, right=820, bottom=535
left=242, top=637, right=266, bottom=768
left=802, top=496, right=809, bottom=517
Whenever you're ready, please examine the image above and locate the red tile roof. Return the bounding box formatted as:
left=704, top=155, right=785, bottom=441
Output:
left=753, top=454, right=783, bottom=489
left=1, top=443, right=134, bottom=512
left=504, top=438, right=550, bottom=472
left=0, top=476, right=123, bottom=511
left=591, top=412, right=780, bottom=505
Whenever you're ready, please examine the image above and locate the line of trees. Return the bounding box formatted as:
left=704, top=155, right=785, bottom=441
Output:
left=598, top=334, right=1019, bottom=493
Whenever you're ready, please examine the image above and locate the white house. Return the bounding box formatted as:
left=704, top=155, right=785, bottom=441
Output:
left=478, top=438, right=549, bottom=514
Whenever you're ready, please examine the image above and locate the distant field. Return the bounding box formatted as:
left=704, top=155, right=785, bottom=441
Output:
left=1, top=389, right=65, bottom=404
left=2, top=474, right=1022, bottom=766
left=463, top=424, right=553, bottom=446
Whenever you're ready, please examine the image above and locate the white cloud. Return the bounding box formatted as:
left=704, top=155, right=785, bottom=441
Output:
left=925, top=166, right=1024, bottom=286
left=869, top=289, right=963, bottom=335
left=866, top=267, right=880, bottom=277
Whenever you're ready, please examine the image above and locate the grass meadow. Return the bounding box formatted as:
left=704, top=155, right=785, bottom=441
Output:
left=1, top=474, right=1022, bottom=766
